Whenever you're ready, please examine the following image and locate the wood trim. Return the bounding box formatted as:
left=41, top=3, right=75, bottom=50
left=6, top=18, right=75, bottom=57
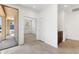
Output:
left=0, top=4, right=19, bottom=10
left=1, top=5, right=7, bottom=16
left=17, top=9, right=19, bottom=45
left=2, top=16, right=6, bottom=40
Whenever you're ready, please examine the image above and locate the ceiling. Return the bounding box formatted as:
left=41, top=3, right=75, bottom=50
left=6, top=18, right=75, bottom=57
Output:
left=21, top=4, right=79, bottom=13
left=58, top=4, right=79, bottom=13
left=0, top=5, right=18, bottom=20
left=64, top=4, right=79, bottom=10
left=20, top=4, right=51, bottom=12
left=0, top=5, right=5, bottom=16
left=4, top=6, right=18, bottom=19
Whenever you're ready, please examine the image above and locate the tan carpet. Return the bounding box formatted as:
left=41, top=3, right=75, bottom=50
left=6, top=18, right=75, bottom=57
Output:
left=59, top=39, right=79, bottom=48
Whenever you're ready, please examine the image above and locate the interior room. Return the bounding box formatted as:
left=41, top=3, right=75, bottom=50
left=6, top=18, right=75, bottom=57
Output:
left=58, top=4, right=79, bottom=48
left=1, top=4, right=79, bottom=54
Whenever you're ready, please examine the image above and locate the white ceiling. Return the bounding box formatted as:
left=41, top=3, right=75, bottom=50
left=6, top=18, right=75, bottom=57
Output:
left=58, top=4, right=79, bottom=13
left=21, top=4, right=79, bottom=13
left=20, top=4, right=51, bottom=12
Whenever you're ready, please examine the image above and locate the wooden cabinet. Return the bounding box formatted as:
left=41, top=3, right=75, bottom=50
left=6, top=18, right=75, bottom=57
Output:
left=58, top=31, right=63, bottom=45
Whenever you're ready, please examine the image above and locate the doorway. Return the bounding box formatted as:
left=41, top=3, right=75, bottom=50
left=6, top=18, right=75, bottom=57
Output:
left=24, top=16, right=37, bottom=43
left=0, top=5, right=19, bottom=50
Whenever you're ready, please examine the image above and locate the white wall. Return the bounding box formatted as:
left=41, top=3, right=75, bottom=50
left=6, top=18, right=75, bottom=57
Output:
left=6, top=4, right=38, bottom=45
left=58, top=6, right=64, bottom=31
left=65, top=11, right=79, bottom=40
left=31, top=19, right=36, bottom=34
left=37, top=5, right=58, bottom=48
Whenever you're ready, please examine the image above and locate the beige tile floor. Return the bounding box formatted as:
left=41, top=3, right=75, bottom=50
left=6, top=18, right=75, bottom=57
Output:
left=1, top=34, right=79, bottom=54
